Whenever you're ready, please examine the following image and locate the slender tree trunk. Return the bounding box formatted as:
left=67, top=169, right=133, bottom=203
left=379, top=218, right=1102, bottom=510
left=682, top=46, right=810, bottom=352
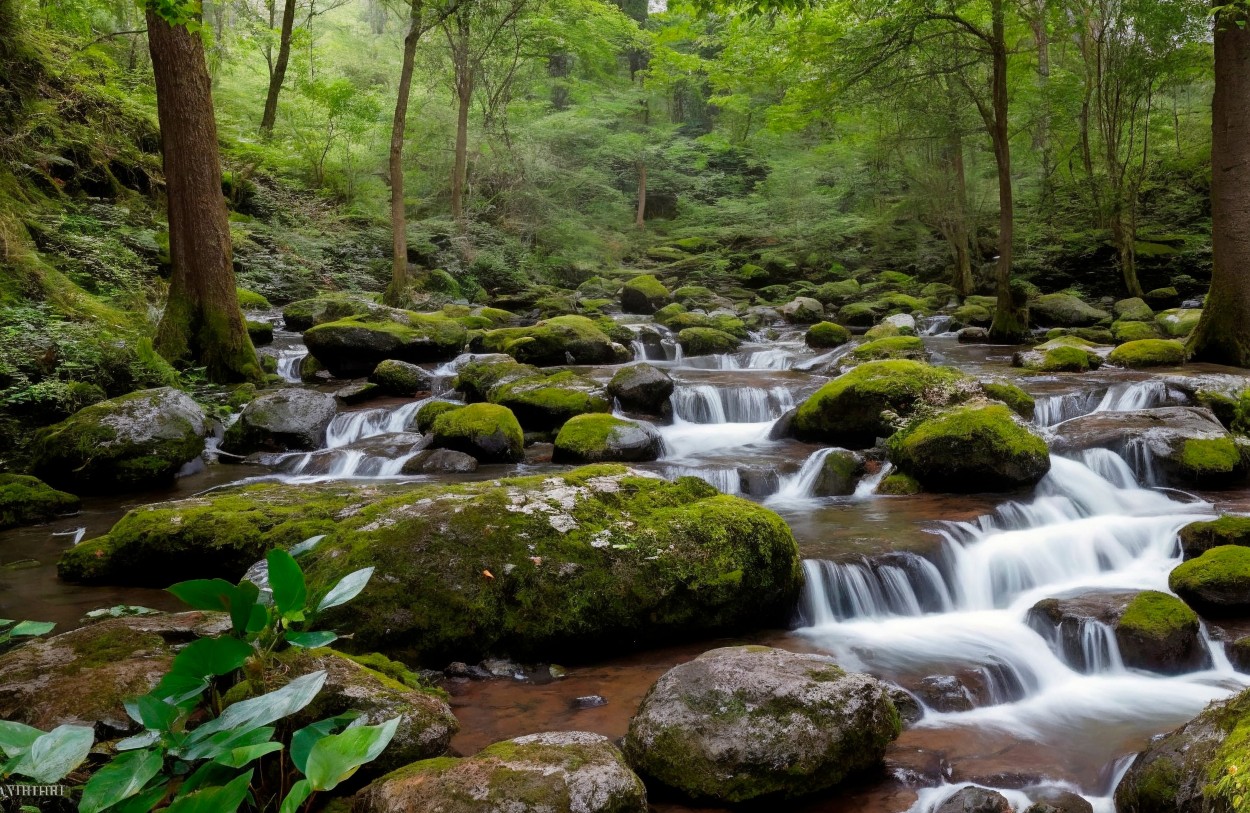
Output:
left=385, top=0, right=423, bottom=306
left=1189, top=8, right=1250, bottom=366
left=147, top=9, right=259, bottom=382
left=986, top=1, right=1025, bottom=342
left=259, top=0, right=296, bottom=136
left=946, top=102, right=973, bottom=296
left=1110, top=212, right=1142, bottom=297
left=1030, top=0, right=1054, bottom=212
left=635, top=160, right=646, bottom=228
left=450, top=16, right=471, bottom=224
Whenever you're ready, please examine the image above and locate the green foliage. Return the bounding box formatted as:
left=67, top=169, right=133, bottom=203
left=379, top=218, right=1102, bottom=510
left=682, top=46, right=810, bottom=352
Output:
left=0, top=618, right=56, bottom=654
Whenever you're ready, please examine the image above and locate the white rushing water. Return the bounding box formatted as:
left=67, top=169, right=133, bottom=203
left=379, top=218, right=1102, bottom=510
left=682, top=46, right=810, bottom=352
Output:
left=795, top=449, right=1247, bottom=809
left=670, top=384, right=794, bottom=424
left=1034, top=380, right=1186, bottom=427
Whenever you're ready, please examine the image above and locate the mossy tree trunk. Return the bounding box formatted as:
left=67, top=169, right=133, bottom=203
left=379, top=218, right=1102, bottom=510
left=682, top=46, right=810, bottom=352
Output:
left=1189, top=4, right=1250, bottom=367
left=385, top=0, right=425, bottom=306
left=259, top=0, right=296, bottom=136
left=147, top=8, right=260, bottom=383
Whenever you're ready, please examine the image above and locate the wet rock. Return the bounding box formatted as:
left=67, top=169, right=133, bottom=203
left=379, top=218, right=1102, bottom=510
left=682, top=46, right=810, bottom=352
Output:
left=934, top=786, right=1013, bottom=813
left=1114, top=297, right=1154, bottom=322
left=304, top=309, right=468, bottom=377
left=0, top=612, right=229, bottom=734
left=957, top=327, right=990, bottom=343
left=621, top=274, right=670, bottom=314
left=1156, top=307, right=1202, bottom=338
left=354, top=731, right=648, bottom=813
left=850, top=336, right=930, bottom=364
left=283, top=294, right=381, bottom=332
left=1023, top=789, right=1094, bottom=813
left=0, top=474, right=79, bottom=530
left=623, top=646, right=901, bottom=802
left=769, top=406, right=798, bottom=440
left=887, top=403, right=1051, bottom=493
left=481, top=658, right=525, bottom=678
left=266, top=432, right=429, bottom=477
left=247, top=319, right=274, bottom=346
left=370, top=359, right=434, bottom=396
left=429, top=402, right=523, bottom=464
left=30, top=387, right=206, bottom=493
left=781, top=296, right=825, bottom=324
left=61, top=468, right=802, bottom=663
left=814, top=449, right=865, bottom=496
left=471, top=315, right=621, bottom=366
left=552, top=414, right=662, bottom=463
left=335, top=381, right=380, bottom=405
left=806, top=321, right=852, bottom=349
left=1030, top=293, right=1111, bottom=328
left=573, top=695, right=607, bottom=709
left=1170, top=545, right=1250, bottom=617
left=886, top=685, right=924, bottom=726
left=980, top=380, right=1036, bottom=420
left=1108, top=339, right=1186, bottom=369
left=915, top=674, right=974, bottom=712
left=222, top=388, right=337, bottom=454
left=1013, top=337, right=1105, bottom=372
left=738, top=465, right=782, bottom=497
left=1114, top=687, right=1250, bottom=813
left=1179, top=516, right=1250, bottom=559
left=1230, top=636, right=1250, bottom=673
left=1144, top=287, right=1181, bottom=309
left=608, top=363, right=674, bottom=415
left=490, top=370, right=611, bottom=432
left=400, top=448, right=478, bottom=474
left=677, top=327, right=741, bottom=356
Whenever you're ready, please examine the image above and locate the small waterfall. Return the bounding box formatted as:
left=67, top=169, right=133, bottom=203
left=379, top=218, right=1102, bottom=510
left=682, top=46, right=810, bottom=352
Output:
left=772, top=448, right=839, bottom=501
left=276, top=351, right=308, bottom=383
left=670, top=385, right=794, bottom=424
left=796, top=556, right=954, bottom=625
left=921, top=315, right=954, bottom=336
left=325, top=400, right=427, bottom=447
left=661, top=465, right=742, bottom=495
left=279, top=447, right=421, bottom=479
left=741, top=348, right=796, bottom=370
left=1034, top=390, right=1103, bottom=427
left=852, top=462, right=893, bottom=497
left=1094, top=380, right=1184, bottom=413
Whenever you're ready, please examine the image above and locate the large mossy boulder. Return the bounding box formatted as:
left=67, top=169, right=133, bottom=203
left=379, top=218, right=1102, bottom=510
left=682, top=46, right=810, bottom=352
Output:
left=355, top=731, right=648, bottom=813
left=622, top=646, right=901, bottom=803
left=429, top=402, right=523, bottom=463
left=452, top=355, right=539, bottom=402
left=1169, top=546, right=1250, bottom=617
left=304, top=310, right=468, bottom=377
left=552, top=414, right=662, bottom=463
left=887, top=403, right=1050, bottom=493
left=805, top=321, right=851, bottom=349
left=1108, top=339, right=1186, bottom=368
left=222, top=388, right=337, bottom=454
left=369, top=359, right=434, bottom=396
left=29, top=387, right=206, bottom=493
left=621, top=274, right=671, bottom=314
left=677, top=327, right=741, bottom=356
left=488, top=371, right=611, bottom=432
left=849, top=335, right=929, bottom=363
left=1111, top=320, right=1161, bottom=343
left=780, top=296, right=825, bottom=324
left=608, top=363, right=674, bottom=415
left=283, top=294, right=380, bottom=332
left=59, top=467, right=802, bottom=663
left=980, top=381, right=1036, bottom=420
left=1114, top=687, right=1250, bottom=813
left=0, top=474, right=79, bottom=530
left=1012, top=337, right=1105, bottom=372
left=0, top=612, right=228, bottom=733
left=471, top=315, right=623, bottom=366
left=1030, top=293, right=1111, bottom=327
left=1114, top=297, right=1155, bottom=322
left=792, top=360, right=973, bottom=449
left=1179, top=516, right=1250, bottom=559
left=1156, top=308, right=1203, bottom=338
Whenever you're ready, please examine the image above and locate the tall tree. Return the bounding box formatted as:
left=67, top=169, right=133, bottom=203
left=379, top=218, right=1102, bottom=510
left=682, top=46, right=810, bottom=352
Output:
left=1188, top=2, right=1250, bottom=365
left=146, top=1, right=260, bottom=382
left=259, top=0, right=296, bottom=135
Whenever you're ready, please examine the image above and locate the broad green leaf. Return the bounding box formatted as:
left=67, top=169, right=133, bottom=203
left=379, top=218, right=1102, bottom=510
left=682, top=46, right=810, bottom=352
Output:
left=245, top=603, right=269, bottom=635
left=0, top=720, right=43, bottom=758
left=169, top=637, right=252, bottom=680
left=9, top=621, right=55, bottom=637
left=177, top=760, right=239, bottom=798
left=286, top=630, right=337, bottom=649
left=289, top=535, right=326, bottom=556
left=180, top=672, right=325, bottom=758
left=11, top=724, right=94, bottom=783
left=149, top=672, right=209, bottom=706
left=229, top=580, right=261, bottom=636
left=79, top=749, right=164, bottom=813
left=279, top=779, right=313, bottom=813
left=290, top=712, right=360, bottom=775
left=115, top=730, right=161, bottom=751
left=316, top=567, right=374, bottom=612
left=305, top=717, right=400, bottom=792
left=162, top=769, right=252, bottom=813
left=125, top=694, right=180, bottom=732
left=177, top=726, right=276, bottom=764
left=167, top=579, right=239, bottom=612
left=267, top=550, right=306, bottom=617
left=112, top=783, right=167, bottom=813
left=213, top=741, right=284, bottom=768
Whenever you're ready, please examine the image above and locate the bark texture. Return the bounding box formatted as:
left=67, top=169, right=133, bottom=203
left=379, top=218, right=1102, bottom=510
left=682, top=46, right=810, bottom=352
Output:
left=259, top=0, right=296, bottom=135
left=386, top=0, right=424, bottom=305
left=985, top=0, right=1027, bottom=342
left=147, top=9, right=259, bottom=382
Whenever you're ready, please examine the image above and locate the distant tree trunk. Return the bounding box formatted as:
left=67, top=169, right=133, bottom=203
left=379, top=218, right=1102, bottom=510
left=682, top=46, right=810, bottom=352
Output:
left=450, top=14, right=471, bottom=224
left=385, top=0, right=423, bottom=306
left=147, top=9, right=259, bottom=382
left=948, top=135, right=973, bottom=297
left=1189, top=7, right=1250, bottom=366
left=635, top=160, right=646, bottom=228
left=1110, top=211, right=1142, bottom=297
left=985, top=0, right=1026, bottom=342
left=1029, top=0, right=1054, bottom=212
left=367, top=0, right=387, bottom=34
left=259, top=0, right=296, bottom=135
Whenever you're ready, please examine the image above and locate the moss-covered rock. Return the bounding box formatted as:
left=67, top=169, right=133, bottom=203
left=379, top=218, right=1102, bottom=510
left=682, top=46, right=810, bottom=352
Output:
left=1114, top=297, right=1154, bottom=322
left=0, top=474, right=79, bottom=530
left=1029, top=293, right=1111, bottom=327
left=413, top=401, right=464, bottom=434
left=490, top=371, right=611, bottom=432
left=792, top=360, right=974, bottom=448
left=471, top=315, right=622, bottom=366
left=780, top=297, right=824, bottom=324
left=887, top=403, right=1050, bottom=493
left=672, top=285, right=729, bottom=311
left=813, top=279, right=861, bottom=306
left=1156, top=308, right=1202, bottom=338
left=1114, top=686, right=1250, bottom=813
left=805, top=321, right=851, bottom=349
left=246, top=319, right=274, bottom=346
left=60, top=467, right=803, bottom=663
left=29, top=387, right=206, bottom=493
left=283, top=294, right=380, bottom=332
left=878, top=472, right=922, bottom=495
left=1111, top=320, right=1161, bottom=343
left=236, top=288, right=273, bottom=311
left=1108, top=339, right=1186, bottom=368
left=452, top=355, right=538, bottom=402
left=370, top=359, right=434, bottom=396
left=552, top=415, right=662, bottom=463
left=623, top=646, right=901, bottom=803
left=621, top=274, right=670, bottom=314
left=1179, top=515, right=1250, bottom=559
left=849, top=335, right=929, bottom=363
left=1169, top=545, right=1250, bottom=617
left=979, top=381, right=1035, bottom=420
left=608, top=363, right=674, bottom=415
left=838, top=301, right=880, bottom=327
left=430, top=402, right=523, bottom=463
left=812, top=449, right=864, bottom=496
left=304, top=310, right=468, bottom=377
left=221, top=388, right=337, bottom=454
left=677, top=327, right=741, bottom=356
left=355, top=731, right=648, bottom=813
left=1012, top=337, right=1104, bottom=372
left=1115, top=591, right=1208, bottom=674
left=937, top=788, right=1012, bottom=813
left=1177, top=436, right=1245, bottom=485
left=953, top=303, right=992, bottom=328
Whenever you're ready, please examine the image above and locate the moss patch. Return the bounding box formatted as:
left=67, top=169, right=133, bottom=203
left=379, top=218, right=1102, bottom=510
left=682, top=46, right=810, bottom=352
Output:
left=980, top=381, right=1035, bottom=420
left=430, top=403, right=524, bottom=463
left=677, top=327, right=741, bottom=356
left=0, top=474, right=79, bottom=530
left=1108, top=339, right=1186, bottom=368
left=471, top=315, right=619, bottom=366
left=1118, top=590, right=1199, bottom=640
left=850, top=336, right=927, bottom=362
left=1179, top=516, right=1250, bottom=559
left=805, top=322, right=851, bottom=349
left=1169, top=545, right=1250, bottom=616
left=1177, top=437, right=1242, bottom=483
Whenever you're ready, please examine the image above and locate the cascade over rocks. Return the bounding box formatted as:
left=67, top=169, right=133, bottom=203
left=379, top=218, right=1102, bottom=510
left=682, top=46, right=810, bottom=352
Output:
left=59, top=467, right=802, bottom=662
left=608, top=363, right=674, bottom=415
left=222, top=388, right=337, bottom=454
left=622, top=646, right=901, bottom=803
left=29, top=387, right=206, bottom=493
left=935, top=786, right=1013, bottom=813
left=354, top=731, right=647, bottom=813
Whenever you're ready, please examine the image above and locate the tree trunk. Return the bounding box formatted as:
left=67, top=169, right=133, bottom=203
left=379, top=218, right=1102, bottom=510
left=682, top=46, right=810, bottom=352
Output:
left=946, top=115, right=973, bottom=296
left=259, top=0, right=296, bottom=136
left=147, top=9, right=259, bottom=382
left=450, top=16, right=472, bottom=224
left=986, top=0, right=1026, bottom=342
left=1189, top=8, right=1250, bottom=366
left=385, top=0, right=423, bottom=306
left=635, top=160, right=646, bottom=228
left=1030, top=0, right=1054, bottom=212
left=1110, top=212, right=1142, bottom=298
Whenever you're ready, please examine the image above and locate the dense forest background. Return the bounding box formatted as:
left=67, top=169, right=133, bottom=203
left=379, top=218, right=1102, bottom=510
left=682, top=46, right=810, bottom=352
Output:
left=0, top=0, right=1216, bottom=456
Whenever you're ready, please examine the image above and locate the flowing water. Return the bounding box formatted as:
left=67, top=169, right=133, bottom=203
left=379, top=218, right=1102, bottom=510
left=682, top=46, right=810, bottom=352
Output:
left=3, top=319, right=1250, bottom=812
